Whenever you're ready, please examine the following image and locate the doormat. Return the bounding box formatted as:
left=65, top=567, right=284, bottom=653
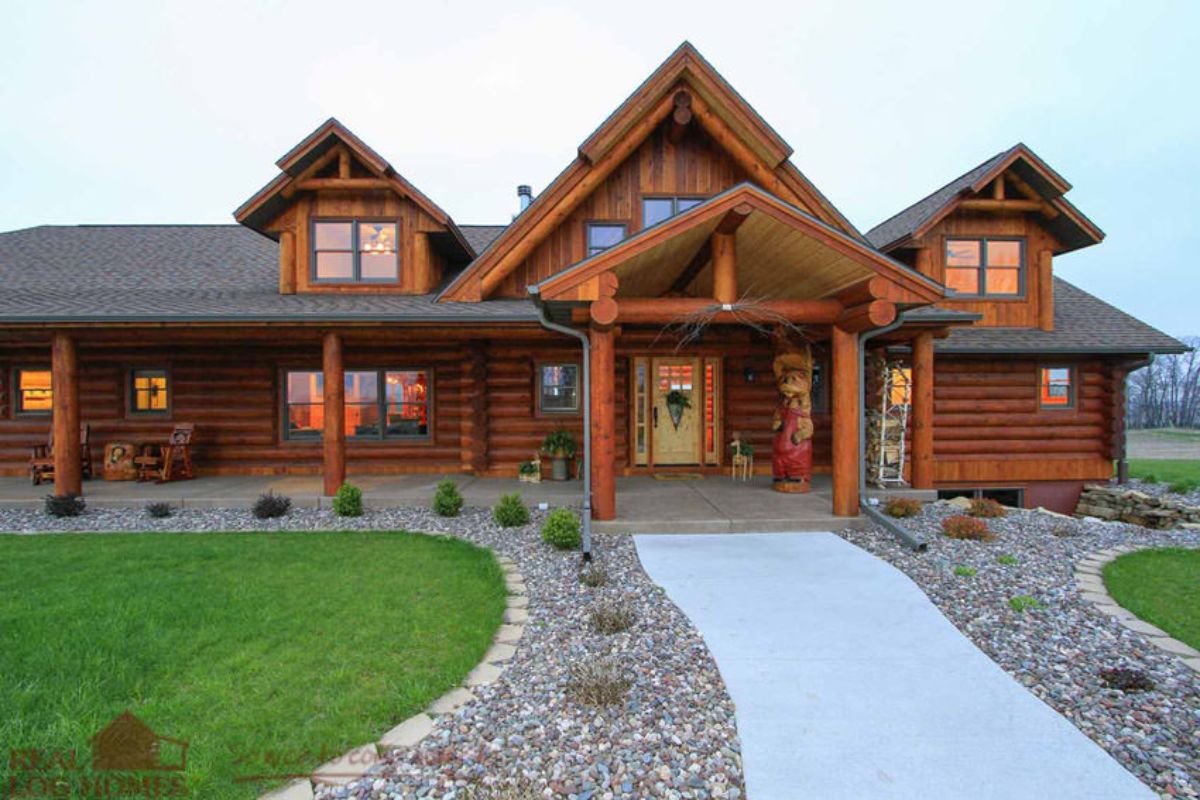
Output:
left=652, top=473, right=704, bottom=481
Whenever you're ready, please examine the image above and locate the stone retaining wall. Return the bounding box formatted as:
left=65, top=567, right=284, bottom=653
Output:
left=1075, top=485, right=1200, bottom=529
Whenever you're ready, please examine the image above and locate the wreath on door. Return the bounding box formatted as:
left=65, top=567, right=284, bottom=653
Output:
left=665, top=389, right=692, bottom=429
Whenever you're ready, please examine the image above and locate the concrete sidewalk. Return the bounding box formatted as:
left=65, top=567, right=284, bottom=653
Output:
left=635, top=533, right=1153, bottom=800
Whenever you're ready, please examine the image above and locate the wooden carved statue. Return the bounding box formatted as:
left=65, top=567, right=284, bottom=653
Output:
left=771, top=342, right=814, bottom=493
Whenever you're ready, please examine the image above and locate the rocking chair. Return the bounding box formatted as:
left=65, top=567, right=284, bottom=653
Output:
left=134, top=423, right=196, bottom=483
left=30, top=423, right=93, bottom=486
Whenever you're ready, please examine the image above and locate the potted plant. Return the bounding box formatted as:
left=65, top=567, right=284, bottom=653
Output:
left=518, top=459, right=541, bottom=484
left=541, top=427, right=577, bottom=481
left=665, top=389, right=692, bottom=429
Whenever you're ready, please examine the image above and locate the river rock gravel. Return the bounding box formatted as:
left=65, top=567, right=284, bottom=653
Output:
left=840, top=502, right=1200, bottom=799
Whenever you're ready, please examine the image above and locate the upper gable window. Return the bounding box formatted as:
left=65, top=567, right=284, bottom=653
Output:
left=312, top=220, right=398, bottom=282
left=945, top=238, right=1023, bottom=297
left=642, top=197, right=704, bottom=229
left=586, top=223, right=626, bottom=258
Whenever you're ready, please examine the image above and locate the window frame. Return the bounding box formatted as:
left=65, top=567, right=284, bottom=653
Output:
left=127, top=367, right=172, bottom=417
left=12, top=366, right=53, bottom=416
left=640, top=195, right=707, bottom=229
left=310, top=218, right=401, bottom=285
left=584, top=221, right=628, bottom=258
left=281, top=367, right=434, bottom=442
left=535, top=361, right=582, bottom=416
left=1038, top=364, right=1076, bottom=410
left=943, top=236, right=1026, bottom=299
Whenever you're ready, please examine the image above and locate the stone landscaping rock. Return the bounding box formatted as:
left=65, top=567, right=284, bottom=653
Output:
left=493, top=624, right=523, bottom=643
left=1076, top=485, right=1200, bottom=529
left=502, top=607, right=528, bottom=623
left=313, top=744, right=382, bottom=787
left=463, top=662, right=504, bottom=687
left=483, top=643, right=517, bottom=663
left=378, top=714, right=434, bottom=750
left=426, top=687, right=476, bottom=715
left=259, top=779, right=314, bottom=800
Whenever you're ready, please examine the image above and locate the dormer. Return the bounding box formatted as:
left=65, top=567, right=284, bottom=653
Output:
left=867, top=144, right=1104, bottom=330
left=234, top=118, right=473, bottom=295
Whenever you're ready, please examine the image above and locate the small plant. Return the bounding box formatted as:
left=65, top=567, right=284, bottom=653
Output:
left=44, top=494, right=85, bottom=518
left=541, top=427, right=577, bottom=459
left=432, top=479, right=464, bottom=517
left=145, top=501, right=173, bottom=519
left=253, top=491, right=291, bottom=519
left=579, top=565, right=608, bottom=588
left=883, top=497, right=922, bottom=518
left=541, top=507, right=582, bottom=550
left=332, top=482, right=363, bottom=517
left=1099, top=666, right=1155, bottom=693
left=942, top=515, right=994, bottom=541
left=729, top=439, right=754, bottom=458
left=1008, top=595, right=1042, bottom=613
left=1140, top=473, right=1158, bottom=484
left=1169, top=480, right=1197, bottom=494
left=518, top=460, right=540, bottom=476
left=567, top=659, right=631, bottom=707
left=1051, top=522, right=1079, bottom=538
left=589, top=600, right=637, bottom=634
left=954, top=565, right=977, bottom=577
left=968, top=498, right=1006, bottom=518
left=996, top=554, right=1019, bottom=566
left=493, top=493, right=530, bottom=528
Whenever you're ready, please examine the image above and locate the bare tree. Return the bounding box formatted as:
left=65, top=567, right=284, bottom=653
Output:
left=1127, top=336, right=1200, bottom=428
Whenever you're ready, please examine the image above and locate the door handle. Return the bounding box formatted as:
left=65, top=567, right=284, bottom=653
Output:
left=653, top=406, right=658, bottom=428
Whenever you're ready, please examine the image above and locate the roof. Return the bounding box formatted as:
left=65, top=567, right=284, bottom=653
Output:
left=0, top=225, right=537, bottom=323
left=459, top=224, right=508, bottom=255
left=933, top=278, right=1187, bottom=355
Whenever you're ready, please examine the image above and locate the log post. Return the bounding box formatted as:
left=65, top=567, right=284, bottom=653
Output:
left=911, top=331, right=935, bottom=489
left=279, top=230, right=296, bottom=295
left=463, top=340, right=489, bottom=474
left=322, top=332, right=345, bottom=496
left=589, top=322, right=616, bottom=520
left=831, top=326, right=859, bottom=516
left=712, top=232, right=737, bottom=304
left=51, top=332, right=81, bottom=497
left=1037, top=249, right=1054, bottom=332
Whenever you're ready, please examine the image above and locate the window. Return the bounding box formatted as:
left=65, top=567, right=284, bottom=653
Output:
left=1039, top=366, right=1074, bottom=409
left=642, top=196, right=704, bottom=229
left=538, top=363, right=579, bottom=414
left=585, top=223, right=626, bottom=257
left=945, top=238, right=1023, bottom=297
left=811, top=361, right=828, bottom=413
left=15, top=368, right=52, bottom=414
left=130, top=369, right=169, bottom=414
left=937, top=487, right=1025, bottom=507
left=312, top=220, right=398, bottom=282
left=284, top=369, right=431, bottom=441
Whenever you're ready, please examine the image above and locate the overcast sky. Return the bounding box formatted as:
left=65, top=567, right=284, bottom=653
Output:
left=2, top=1, right=1196, bottom=335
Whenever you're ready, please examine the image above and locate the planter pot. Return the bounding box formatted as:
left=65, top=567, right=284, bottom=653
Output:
left=550, top=456, right=569, bottom=481
left=519, top=472, right=541, bottom=484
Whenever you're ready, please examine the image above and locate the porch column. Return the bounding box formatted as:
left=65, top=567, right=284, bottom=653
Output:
left=911, top=331, right=935, bottom=489
left=322, top=332, right=345, bottom=496
left=831, top=325, right=860, bottom=516
left=589, top=322, right=616, bottom=521
left=51, top=332, right=82, bottom=497
left=712, top=232, right=737, bottom=304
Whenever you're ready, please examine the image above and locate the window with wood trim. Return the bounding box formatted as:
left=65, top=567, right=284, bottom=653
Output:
left=1039, top=366, right=1074, bottom=409
left=585, top=223, right=626, bottom=257
left=15, top=368, right=51, bottom=414
left=284, top=369, right=431, bottom=441
left=285, top=370, right=324, bottom=440
left=945, top=238, right=1024, bottom=297
left=130, top=369, right=170, bottom=414
left=537, top=363, right=580, bottom=414
left=312, top=220, right=398, bottom=282
left=642, top=196, right=705, bottom=229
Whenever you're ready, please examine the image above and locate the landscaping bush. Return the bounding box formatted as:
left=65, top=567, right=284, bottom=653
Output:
left=432, top=479, right=463, bottom=517
left=252, top=491, right=291, bottom=519
left=942, top=514, right=993, bottom=541
left=492, top=493, right=530, bottom=527
left=953, top=565, right=977, bottom=577
left=541, top=508, right=581, bottom=550
left=1008, top=595, right=1042, bottom=613
left=579, top=565, right=608, bottom=588
left=1051, top=522, right=1079, bottom=538
left=883, top=496, right=922, bottom=518
left=44, top=494, right=85, bottom=518
left=332, top=482, right=363, bottom=517
left=968, top=498, right=1006, bottom=518
left=1169, top=480, right=1197, bottom=494
left=145, top=501, right=173, bottom=519
left=566, top=659, right=631, bottom=707
left=589, top=600, right=637, bottom=634
left=996, top=553, right=1019, bottom=566
left=1099, top=666, right=1155, bottom=693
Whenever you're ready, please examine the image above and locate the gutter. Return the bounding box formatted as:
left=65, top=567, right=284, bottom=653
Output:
left=858, top=312, right=928, bottom=551
left=1114, top=355, right=1152, bottom=484
left=527, top=287, right=593, bottom=562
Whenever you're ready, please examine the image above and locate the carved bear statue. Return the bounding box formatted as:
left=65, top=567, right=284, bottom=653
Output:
left=771, top=343, right=814, bottom=493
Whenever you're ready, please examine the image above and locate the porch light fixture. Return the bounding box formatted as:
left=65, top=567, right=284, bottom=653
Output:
left=743, top=366, right=756, bottom=383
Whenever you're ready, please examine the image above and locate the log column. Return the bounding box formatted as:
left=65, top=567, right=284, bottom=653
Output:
left=51, top=332, right=81, bottom=497
left=911, top=331, right=935, bottom=489
left=831, top=326, right=860, bottom=516
left=589, top=322, right=616, bottom=521
left=712, top=232, right=737, bottom=304
left=322, top=332, right=345, bottom=496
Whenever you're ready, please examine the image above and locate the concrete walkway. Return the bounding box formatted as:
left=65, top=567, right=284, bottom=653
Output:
left=634, top=533, right=1153, bottom=800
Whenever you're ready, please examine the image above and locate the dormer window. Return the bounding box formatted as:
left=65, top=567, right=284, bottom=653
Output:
left=642, top=196, right=705, bottom=228
left=586, top=223, right=626, bottom=257
left=945, top=238, right=1023, bottom=297
left=312, top=220, right=398, bottom=282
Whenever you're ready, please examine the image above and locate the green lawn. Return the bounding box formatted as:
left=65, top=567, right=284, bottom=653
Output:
left=1138, top=428, right=1200, bottom=442
left=1104, top=548, right=1200, bottom=650
left=0, top=531, right=506, bottom=799
left=1127, top=459, right=1200, bottom=492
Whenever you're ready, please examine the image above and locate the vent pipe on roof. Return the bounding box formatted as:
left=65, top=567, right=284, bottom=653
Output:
left=517, top=185, right=533, bottom=214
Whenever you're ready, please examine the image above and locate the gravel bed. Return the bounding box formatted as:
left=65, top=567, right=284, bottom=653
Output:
left=1121, top=478, right=1200, bottom=508
left=840, top=503, right=1200, bottom=799
left=0, top=505, right=744, bottom=799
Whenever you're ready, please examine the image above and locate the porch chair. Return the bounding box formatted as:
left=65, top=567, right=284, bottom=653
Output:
left=134, top=423, right=196, bottom=483
left=30, top=423, right=93, bottom=485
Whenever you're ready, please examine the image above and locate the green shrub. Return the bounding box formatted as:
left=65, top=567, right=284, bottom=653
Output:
left=883, top=497, right=922, bottom=518
left=996, top=554, right=1019, bottom=566
left=44, top=494, right=85, bottom=518
left=1008, top=595, right=1042, bottom=613
left=493, top=493, right=530, bottom=527
left=954, top=565, right=977, bottom=577
left=541, top=426, right=577, bottom=458
left=145, top=501, right=173, bottom=519
left=541, top=508, right=581, bottom=550
left=332, top=482, right=363, bottom=517
left=253, top=491, right=291, bottom=519
left=942, top=514, right=993, bottom=541
left=1141, top=473, right=1158, bottom=484
left=432, top=479, right=464, bottom=517
left=968, top=498, right=1006, bottom=518
left=1169, top=480, right=1197, bottom=494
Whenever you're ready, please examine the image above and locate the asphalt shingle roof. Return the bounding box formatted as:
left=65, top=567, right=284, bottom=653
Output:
left=459, top=224, right=508, bottom=255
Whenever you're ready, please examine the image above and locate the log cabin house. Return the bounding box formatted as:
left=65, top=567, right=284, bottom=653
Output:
left=0, top=43, right=1184, bottom=518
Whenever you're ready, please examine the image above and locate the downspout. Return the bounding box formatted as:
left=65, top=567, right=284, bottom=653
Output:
left=1115, top=355, right=1152, bottom=484
left=528, top=287, right=593, bottom=561
left=858, top=315, right=928, bottom=551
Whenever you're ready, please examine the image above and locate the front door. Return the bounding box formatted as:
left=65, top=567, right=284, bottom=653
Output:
left=651, top=358, right=701, bottom=465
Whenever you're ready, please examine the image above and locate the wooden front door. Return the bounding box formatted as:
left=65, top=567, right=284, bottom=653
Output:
left=651, top=358, right=702, bottom=465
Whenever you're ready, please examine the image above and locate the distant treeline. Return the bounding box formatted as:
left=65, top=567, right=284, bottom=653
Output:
left=1127, top=336, right=1200, bottom=429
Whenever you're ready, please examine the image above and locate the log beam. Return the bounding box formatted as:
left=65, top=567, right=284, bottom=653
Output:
left=958, top=198, right=1058, bottom=218
left=1037, top=249, right=1054, bottom=331
left=280, top=147, right=342, bottom=199
left=836, top=300, right=896, bottom=333
left=667, top=90, right=693, bottom=144
left=911, top=331, right=935, bottom=489
left=294, top=178, right=391, bottom=192
left=711, top=232, right=737, bottom=304
left=667, top=239, right=712, bottom=295
left=322, top=331, right=345, bottom=496
left=589, top=323, right=616, bottom=520
left=338, top=147, right=351, bottom=179
left=831, top=326, right=859, bottom=516
left=278, top=230, right=296, bottom=295
left=51, top=332, right=81, bottom=497
left=604, top=298, right=844, bottom=325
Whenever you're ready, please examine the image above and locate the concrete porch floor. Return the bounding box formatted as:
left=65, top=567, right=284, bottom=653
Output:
left=0, top=473, right=908, bottom=532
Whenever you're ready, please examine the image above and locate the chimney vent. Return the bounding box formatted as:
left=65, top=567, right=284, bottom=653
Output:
left=517, top=184, right=533, bottom=213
